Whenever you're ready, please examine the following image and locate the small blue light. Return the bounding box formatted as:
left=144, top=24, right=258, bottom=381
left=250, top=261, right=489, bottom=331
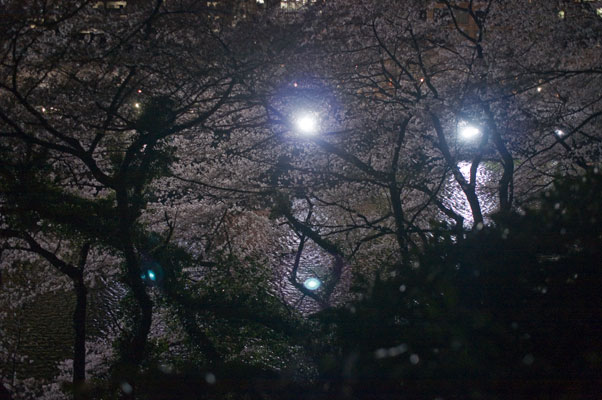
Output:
left=303, top=277, right=321, bottom=290
left=140, top=273, right=146, bottom=280
left=147, top=270, right=156, bottom=281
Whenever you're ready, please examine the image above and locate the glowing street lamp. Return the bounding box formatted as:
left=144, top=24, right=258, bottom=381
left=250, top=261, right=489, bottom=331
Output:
left=303, top=277, right=321, bottom=290
left=295, top=113, right=318, bottom=135
left=458, top=121, right=481, bottom=141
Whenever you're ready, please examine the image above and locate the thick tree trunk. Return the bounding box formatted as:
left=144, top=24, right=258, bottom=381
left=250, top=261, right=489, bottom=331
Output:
left=498, top=159, right=514, bottom=212
left=114, top=188, right=153, bottom=395
left=116, top=256, right=153, bottom=399
left=72, top=276, right=87, bottom=399
left=484, top=105, right=514, bottom=213
left=125, top=274, right=153, bottom=365
left=467, top=157, right=485, bottom=226
left=118, top=234, right=154, bottom=369
left=389, top=118, right=411, bottom=260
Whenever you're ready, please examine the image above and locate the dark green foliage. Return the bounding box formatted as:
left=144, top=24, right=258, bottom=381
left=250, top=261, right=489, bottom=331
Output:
left=312, top=170, right=602, bottom=400
left=124, top=360, right=297, bottom=400
left=104, top=250, right=315, bottom=399
left=135, top=97, right=177, bottom=135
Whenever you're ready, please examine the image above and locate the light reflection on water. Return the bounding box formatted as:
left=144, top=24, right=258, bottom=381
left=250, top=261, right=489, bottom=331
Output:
left=276, top=239, right=351, bottom=315
left=442, top=161, right=500, bottom=227
left=277, top=162, right=503, bottom=312
left=1, top=283, right=126, bottom=381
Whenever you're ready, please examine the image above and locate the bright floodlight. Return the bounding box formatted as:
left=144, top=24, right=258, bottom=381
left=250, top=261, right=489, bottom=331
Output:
left=458, top=123, right=480, bottom=140
left=303, top=277, right=321, bottom=290
left=295, top=114, right=318, bottom=135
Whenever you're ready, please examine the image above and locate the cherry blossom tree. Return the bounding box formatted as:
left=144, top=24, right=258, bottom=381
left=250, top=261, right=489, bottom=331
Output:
left=0, top=0, right=249, bottom=395
left=235, top=0, right=602, bottom=271
left=1, top=0, right=601, bottom=398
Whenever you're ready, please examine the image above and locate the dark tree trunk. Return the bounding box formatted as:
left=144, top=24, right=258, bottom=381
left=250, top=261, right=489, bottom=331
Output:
left=73, top=275, right=87, bottom=399
left=430, top=113, right=484, bottom=226
left=389, top=182, right=409, bottom=260
left=467, top=156, right=485, bottom=226
left=115, top=251, right=153, bottom=399
left=498, top=159, right=514, bottom=212
left=110, top=187, right=154, bottom=400
left=485, top=104, right=514, bottom=213
left=389, top=118, right=411, bottom=260
left=114, top=187, right=153, bottom=368
left=125, top=273, right=153, bottom=365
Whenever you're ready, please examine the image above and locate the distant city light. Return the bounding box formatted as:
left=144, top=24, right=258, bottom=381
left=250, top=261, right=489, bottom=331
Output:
left=134, top=103, right=141, bottom=108
left=537, top=86, right=542, bottom=92
left=555, top=129, right=565, bottom=137
left=303, top=277, right=321, bottom=290
left=458, top=121, right=480, bottom=140
left=295, top=113, right=318, bottom=135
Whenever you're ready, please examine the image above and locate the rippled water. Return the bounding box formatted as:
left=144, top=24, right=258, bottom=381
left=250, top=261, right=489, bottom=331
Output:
left=1, top=284, right=124, bottom=382
left=442, top=161, right=501, bottom=226
left=276, top=240, right=350, bottom=314
left=275, top=162, right=504, bottom=313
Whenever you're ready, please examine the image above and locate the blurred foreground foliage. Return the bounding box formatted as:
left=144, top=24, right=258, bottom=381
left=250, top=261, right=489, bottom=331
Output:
left=313, top=169, right=602, bottom=400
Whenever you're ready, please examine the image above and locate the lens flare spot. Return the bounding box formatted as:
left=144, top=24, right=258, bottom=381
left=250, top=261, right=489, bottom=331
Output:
left=295, top=114, right=318, bottom=135
left=458, top=123, right=480, bottom=140
left=303, top=277, right=321, bottom=290
left=147, top=270, right=156, bottom=281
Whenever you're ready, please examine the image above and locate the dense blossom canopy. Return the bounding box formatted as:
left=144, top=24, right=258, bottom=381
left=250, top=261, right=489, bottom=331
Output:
left=1, top=0, right=601, bottom=399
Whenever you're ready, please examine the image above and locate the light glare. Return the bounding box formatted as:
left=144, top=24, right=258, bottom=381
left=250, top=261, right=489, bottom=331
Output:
left=303, top=277, right=321, bottom=290
left=459, top=124, right=480, bottom=140
left=296, top=114, right=317, bottom=135
left=147, top=270, right=156, bottom=281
